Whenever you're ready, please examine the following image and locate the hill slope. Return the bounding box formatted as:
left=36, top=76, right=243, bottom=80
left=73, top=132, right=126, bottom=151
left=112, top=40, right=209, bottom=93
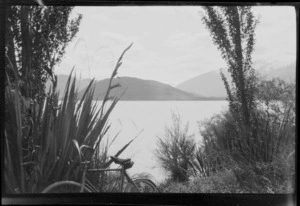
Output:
left=176, top=70, right=230, bottom=98
left=176, top=62, right=295, bottom=97
left=259, top=62, right=296, bottom=82
left=78, top=77, right=216, bottom=101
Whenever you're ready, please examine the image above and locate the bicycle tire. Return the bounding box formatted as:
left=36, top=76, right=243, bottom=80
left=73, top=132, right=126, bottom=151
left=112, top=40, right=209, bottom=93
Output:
left=41, top=181, right=92, bottom=193
left=124, top=179, right=160, bottom=193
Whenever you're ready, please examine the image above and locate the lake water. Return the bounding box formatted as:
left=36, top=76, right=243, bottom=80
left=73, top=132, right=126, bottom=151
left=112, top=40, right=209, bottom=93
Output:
left=98, top=101, right=228, bottom=184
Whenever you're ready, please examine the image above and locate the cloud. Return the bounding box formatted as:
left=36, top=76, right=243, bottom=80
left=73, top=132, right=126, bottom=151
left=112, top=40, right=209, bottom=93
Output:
left=98, top=32, right=131, bottom=45
left=164, top=32, right=209, bottom=48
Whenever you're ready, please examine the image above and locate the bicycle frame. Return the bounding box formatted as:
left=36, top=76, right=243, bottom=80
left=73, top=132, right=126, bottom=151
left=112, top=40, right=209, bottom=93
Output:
left=87, top=165, right=140, bottom=192
left=41, top=160, right=159, bottom=193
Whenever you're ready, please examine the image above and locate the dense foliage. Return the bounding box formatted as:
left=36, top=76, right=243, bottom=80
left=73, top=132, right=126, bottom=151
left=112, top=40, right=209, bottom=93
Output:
left=192, top=6, right=295, bottom=192
left=4, top=5, right=134, bottom=193
left=159, top=78, right=295, bottom=193
left=5, top=42, right=133, bottom=193
left=157, top=6, right=295, bottom=193
left=5, top=6, right=82, bottom=100
left=4, top=5, right=82, bottom=193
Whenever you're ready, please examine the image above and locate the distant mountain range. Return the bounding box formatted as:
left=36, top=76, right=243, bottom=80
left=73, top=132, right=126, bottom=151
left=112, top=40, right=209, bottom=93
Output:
left=48, top=61, right=295, bottom=100
left=258, top=62, right=296, bottom=82
left=176, top=70, right=229, bottom=98
left=77, top=77, right=224, bottom=101
left=176, top=62, right=296, bottom=97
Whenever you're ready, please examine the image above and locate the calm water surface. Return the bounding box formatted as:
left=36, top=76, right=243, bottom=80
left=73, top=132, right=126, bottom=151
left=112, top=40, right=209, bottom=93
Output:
left=97, top=101, right=228, bottom=184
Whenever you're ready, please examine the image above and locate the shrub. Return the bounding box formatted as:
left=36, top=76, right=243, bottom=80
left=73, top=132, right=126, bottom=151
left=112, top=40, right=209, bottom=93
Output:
left=191, top=169, right=244, bottom=193
left=231, top=157, right=294, bottom=193
left=155, top=112, right=196, bottom=182
left=193, top=111, right=233, bottom=178
left=157, top=178, right=191, bottom=193
left=158, top=169, right=244, bottom=193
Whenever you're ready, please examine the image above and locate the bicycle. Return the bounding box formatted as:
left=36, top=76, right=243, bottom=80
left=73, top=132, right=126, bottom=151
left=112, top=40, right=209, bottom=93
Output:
left=41, top=156, right=160, bottom=193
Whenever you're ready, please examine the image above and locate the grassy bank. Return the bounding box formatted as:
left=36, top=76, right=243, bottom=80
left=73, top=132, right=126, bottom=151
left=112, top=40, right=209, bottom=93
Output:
left=158, top=159, right=294, bottom=193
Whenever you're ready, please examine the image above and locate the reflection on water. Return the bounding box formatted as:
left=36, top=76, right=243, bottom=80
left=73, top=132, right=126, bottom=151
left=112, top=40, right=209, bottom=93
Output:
left=98, top=101, right=228, bottom=184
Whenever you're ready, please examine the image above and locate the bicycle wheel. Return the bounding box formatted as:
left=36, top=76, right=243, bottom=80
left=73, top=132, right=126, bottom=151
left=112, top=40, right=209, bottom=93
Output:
left=124, top=179, right=160, bottom=193
left=42, top=181, right=92, bottom=193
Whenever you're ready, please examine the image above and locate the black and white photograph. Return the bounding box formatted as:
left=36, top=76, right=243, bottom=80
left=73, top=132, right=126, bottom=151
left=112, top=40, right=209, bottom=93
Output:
left=3, top=1, right=296, bottom=205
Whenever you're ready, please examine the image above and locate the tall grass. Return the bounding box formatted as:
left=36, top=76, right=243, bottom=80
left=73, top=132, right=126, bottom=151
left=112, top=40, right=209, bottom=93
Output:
left=4, top=43, right=133, bottom=193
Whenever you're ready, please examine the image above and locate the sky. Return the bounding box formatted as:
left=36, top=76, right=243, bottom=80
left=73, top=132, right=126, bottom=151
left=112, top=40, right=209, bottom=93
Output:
left=55, top=6, right=296, bottom=87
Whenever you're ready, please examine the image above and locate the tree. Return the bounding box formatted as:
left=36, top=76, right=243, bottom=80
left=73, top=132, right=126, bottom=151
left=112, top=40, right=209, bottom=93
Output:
left=201, top=6, right=259, bottom=128
left=155, top=113, right=196, bottom=182
left=201, top=6, right=261, bottom=164
left=5, top=5, right=82, bottom=100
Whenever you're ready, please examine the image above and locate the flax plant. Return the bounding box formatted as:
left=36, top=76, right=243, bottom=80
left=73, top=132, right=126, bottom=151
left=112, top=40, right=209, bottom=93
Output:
left=4, top=43, right=133, bottom=193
